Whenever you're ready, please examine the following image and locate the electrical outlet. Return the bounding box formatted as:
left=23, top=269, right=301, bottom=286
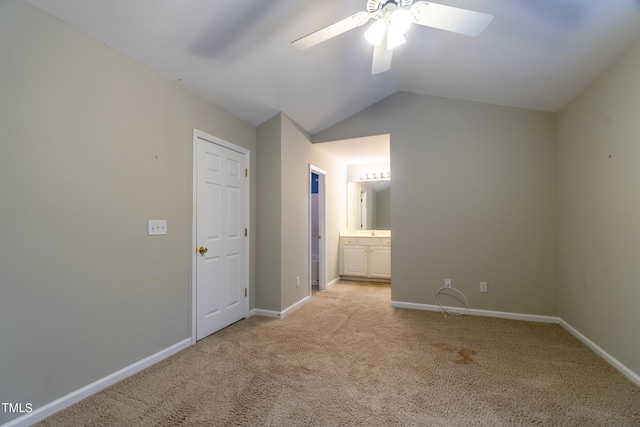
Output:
left=480, top=282, right=488, bottom=293
left=296, top=276, right=300, bottom=287
left=445, top=279, right=451, bottom=288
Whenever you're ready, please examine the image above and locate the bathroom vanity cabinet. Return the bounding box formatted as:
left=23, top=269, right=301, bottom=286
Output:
left=339, top=235, right=391, bottom=281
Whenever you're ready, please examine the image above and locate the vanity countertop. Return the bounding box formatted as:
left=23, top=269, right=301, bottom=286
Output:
left=340, top=230, right=391, bottom=237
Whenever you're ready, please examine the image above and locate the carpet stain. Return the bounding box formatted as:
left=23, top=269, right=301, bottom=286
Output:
left=294, top=365, right=313, bottom=375
left=455, top=348, right=477, bottom=365
left=432, top=342, right=477, bottom=365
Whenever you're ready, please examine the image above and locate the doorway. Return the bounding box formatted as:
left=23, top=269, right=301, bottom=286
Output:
left=309, top=165, right=326, bottom=293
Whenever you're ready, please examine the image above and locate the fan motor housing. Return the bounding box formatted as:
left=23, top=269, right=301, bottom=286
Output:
left=366, top=0, right=413, bottom=14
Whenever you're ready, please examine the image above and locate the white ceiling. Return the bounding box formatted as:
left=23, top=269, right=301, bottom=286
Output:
left=25, top=0, right=640, bottom=136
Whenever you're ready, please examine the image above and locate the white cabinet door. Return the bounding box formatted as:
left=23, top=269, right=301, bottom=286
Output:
left=343, top=245, right=368, bottom=277
left=368, top=246, right=391, bottom=279
left=340, top=236, right=391, bottom=280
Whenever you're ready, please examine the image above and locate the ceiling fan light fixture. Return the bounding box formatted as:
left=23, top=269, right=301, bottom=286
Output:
left=365, top=19, right=387, bottom=46
left=389, top=7, right=413, bottom=34
left=386, top=28, right=406, bottom=49
left=292, top=0, right=494, bottom=75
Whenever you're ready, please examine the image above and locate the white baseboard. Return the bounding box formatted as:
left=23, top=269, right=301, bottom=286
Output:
left=281, top=295, right=311, bottom=318
left=325, top=277, right=340, bottom=290
left=340, top=276, right=390, bottom=284
left=249, top=278, right=340, bottom=320
left=559, top=319, right=640, bottom=387
left=2, top=339, right=192, bottom=427
left=391, top=300, right=640, bottom=387
left=249, top=308, right=281, bottom=318
left=249, top=295, right=312, bottom=319
left=390, top=301, right=559, bottom=323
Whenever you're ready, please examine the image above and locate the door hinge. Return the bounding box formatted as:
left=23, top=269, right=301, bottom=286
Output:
left=244, top=288, right=247, bottom=297
left=244, top=228, right=248, bottom=237
left=245, top=168, right=248, bottom=177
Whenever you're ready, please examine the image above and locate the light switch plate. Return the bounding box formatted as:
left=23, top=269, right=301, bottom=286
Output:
left=148, top=220, right=167, bottom=235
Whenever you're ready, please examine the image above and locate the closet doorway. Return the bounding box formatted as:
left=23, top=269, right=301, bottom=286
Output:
left=192, top=130, right=250, bottom=342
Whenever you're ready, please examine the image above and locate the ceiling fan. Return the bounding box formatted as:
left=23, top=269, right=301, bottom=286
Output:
left=292, top=0, right=493, bottom=74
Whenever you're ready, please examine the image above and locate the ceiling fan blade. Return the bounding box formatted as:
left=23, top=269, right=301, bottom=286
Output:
left=292, top=11, right=371, bottom=50
left=371, top=44, right=393, bottom=75
left=411, top=1, right=493, bottom=37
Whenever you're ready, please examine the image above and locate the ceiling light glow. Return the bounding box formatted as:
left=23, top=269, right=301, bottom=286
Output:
left=386, top=29, right=406, bottom=49
left=365, top=20, right=386, bottom=46
left=389, top=8, right=413, bottom=35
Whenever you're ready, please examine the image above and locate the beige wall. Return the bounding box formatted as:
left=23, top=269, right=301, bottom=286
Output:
left=557, top=36, right=640, bottom=375
left=315, top=93, right=558, bottom=316
left=284, top=115, right=347, bottom=304
left=0, top=1, right=256, bottom=424
left=257, top=114, right=346, bottom=312
left=280, top=115, right=315, bottom=309
left=255, top=115, right=282, bottom=311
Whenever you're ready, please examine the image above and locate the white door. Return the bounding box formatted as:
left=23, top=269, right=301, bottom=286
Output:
left=196, top=136, right=248, bottom=340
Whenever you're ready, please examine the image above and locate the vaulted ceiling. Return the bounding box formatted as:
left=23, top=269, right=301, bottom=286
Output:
left=25, top=0, right=640, bottom=135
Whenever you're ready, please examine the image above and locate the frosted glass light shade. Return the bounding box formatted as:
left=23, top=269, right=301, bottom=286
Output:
left=365, top=20, right=386, bottom=46
left=387, top=29, right=406, bottom=49
left=389, top=8, right=413, bottom=34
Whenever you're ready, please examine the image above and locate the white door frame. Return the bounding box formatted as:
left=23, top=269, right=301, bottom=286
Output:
left=191, top=129, right=250, bottom=344
left=309, top=164, right=327, bottom=292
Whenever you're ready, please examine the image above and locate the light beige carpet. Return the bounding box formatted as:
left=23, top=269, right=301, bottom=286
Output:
left=37, top=281, right=640, bottom=426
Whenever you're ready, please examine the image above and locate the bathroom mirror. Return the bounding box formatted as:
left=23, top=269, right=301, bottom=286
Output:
left=347, top=180, right=391, bottom=230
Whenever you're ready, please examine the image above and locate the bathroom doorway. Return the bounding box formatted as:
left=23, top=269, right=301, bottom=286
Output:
left=309, top=165, right=326, bottom=293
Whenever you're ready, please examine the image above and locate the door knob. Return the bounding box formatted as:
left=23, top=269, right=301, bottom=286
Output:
left=198, top=246, right=208, bottom=255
